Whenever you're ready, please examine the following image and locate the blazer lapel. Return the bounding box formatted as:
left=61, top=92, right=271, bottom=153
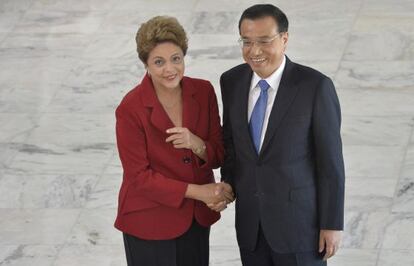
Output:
left=181, top=77, right=199, bottom=133
left=141, top=74, right=174, bottom=133
left=260, top=57, right=299, bottom=156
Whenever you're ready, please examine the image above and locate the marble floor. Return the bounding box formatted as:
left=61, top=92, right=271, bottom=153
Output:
left=0, top=0, right=413, bottom=265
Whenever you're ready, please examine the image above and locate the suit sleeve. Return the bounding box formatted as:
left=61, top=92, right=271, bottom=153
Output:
left=219, top=75, right=236, bottom=190
left=116, top=104, right=188, bottom=208
left=196, top=82, right=225, bottom=169
left=313, top=77, right=345, bottom=230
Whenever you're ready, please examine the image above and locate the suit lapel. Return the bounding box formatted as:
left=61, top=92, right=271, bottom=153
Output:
left=260, top=58, right=299, bottom=156
left=181, top=77, right=199, bottom=133
left=233, top=65, right=258, bottom=158
left=141, top=74, right=175, bottom=133
left=141, top=75, right=200, bottom=133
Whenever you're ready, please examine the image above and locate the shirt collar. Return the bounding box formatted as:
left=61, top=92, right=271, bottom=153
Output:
left=251, top=55, right=286, bottom=91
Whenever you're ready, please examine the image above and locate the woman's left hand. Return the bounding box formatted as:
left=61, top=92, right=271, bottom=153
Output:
left=166, top=127, right=202, bottom=150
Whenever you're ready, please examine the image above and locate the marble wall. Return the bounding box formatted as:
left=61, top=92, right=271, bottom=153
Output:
left=0, top=0, right=413, bottom=265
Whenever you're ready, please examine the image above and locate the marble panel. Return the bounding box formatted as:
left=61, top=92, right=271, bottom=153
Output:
left=0, top=84, right=56, bottom=114
left=210, top=204, right=237, bottom=246
left=392, top=144, right=414, bottom=213
left=0, top=209, right=80, bottom=245
left=0, top=12, right=23, bottom=35
left=46, top=57, right=142, bottom=114
left=85, top=174, right=119, bottom=209
left=377, top=249, right=414, bottom=266
left=401, top=143, right=414, bottom=177
left=360, top=0, right=414, bottom=17
left=65, top=209, right=120, bottom=245
left=7, top=114, right=115, bottom=174
left=344, top=17, right=414, bottom=61
left=0, top=114, right=39, bottom=142
left=54, top=244, right=125, bottom=266
left=210, top=245, right=241, bottom=266
left=0, top=143, right=19, bottom=169
left=0, top=173, right=100, bottom=208
left=185, top=57, right=245, bottom=90
left=287, top=14, right=354, bottom=62
left=0, top=56, right=77, bottom=86
left=345, top=176, right=397, bottom=212
left=5, top=145, right=113, bottom=175
left=13, top=9, right=105, bottom=34
left=392, top=176, right=414, bottom=213
left=0, top=32, right=8, bottom=44
left=81, top=34, right=135, bottom=59
left=99, top=10, right=193, bottom=34
left=103, top=153, right=123, bottom=175
left=335, top=61, right=414, bottom=89
left=382, top=213, right=414, bottom=249
left=30, top=0, right=118, bottom=12
left=15, top=113, right=115, bottom=148
left=290, top=60, right=340, bottom=79
left=342, top=211, right=391, bottom=249
left=343, top=145, right=404, bottom=179
left=0, top=0, right=35, bottom=12
left=0, top=245, right=59, bottom=266
left=112, top=0, right=198, bottom=12
left=187, top=34, right=241, bottom=60
left=0, top=32, right=92, bottom=59
left=328, top=248, right=378, bottom=266
left=337, top=88, right=414, bottom=116
left=188, top=12, right=240, bottom=34
left=280, top=0, right=363, bottom=20
left=0, top=55, right=78, bottom=113
left=194, top=0, right=268, bottom=12
left=341, top=116, right=414, bottom=146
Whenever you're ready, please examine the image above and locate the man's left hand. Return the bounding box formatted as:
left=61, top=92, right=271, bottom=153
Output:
left=319, top=230, right=342, bottom=260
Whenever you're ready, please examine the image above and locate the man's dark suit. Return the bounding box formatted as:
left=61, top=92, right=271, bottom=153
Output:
left=220, top=57, right=345, bottom=254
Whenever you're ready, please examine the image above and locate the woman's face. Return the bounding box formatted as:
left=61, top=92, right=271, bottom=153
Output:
left=146, top=42, right=185, bottom=91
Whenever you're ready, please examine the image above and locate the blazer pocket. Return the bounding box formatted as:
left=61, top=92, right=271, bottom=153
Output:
left=121, top=195, right=159, bottom=214
left=289, top=185, right=316, bottom=202
left=121, top=187, right=160, bottom=214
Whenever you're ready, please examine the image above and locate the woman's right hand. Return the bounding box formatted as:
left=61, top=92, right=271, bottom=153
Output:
left=185, top=182, right=234, bottom=209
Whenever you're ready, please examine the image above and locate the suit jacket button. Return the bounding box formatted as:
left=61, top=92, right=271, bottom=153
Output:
left=182, top=156, right=192, bottom=164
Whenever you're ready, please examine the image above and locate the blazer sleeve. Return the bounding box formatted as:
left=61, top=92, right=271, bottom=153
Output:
left=195, top=82, right=225, bottom=169
left=219, top=75, right=236, bottom=189
left=312, top=77, right=345, bottom=230
left=116, top=103, right=188, bottom=209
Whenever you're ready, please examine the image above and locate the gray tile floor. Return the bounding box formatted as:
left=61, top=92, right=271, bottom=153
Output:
left=0, top=0, right=413, bottom=265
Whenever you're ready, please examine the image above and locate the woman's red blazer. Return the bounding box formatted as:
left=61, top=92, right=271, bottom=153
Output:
left=114, top=74, right=224, bottom=240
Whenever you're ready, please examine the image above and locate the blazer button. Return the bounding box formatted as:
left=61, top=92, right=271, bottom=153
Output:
left=182, top=156, right=192, bottom=164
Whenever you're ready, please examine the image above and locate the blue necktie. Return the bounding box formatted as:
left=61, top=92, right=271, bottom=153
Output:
left=249, top=80, right=269, bottom=153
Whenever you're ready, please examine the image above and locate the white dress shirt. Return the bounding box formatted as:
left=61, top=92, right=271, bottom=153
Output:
left=248, top=55, right=286, bottom=151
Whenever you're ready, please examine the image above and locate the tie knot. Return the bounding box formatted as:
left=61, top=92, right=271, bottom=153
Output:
left=258, top=80, right=270, bottom=92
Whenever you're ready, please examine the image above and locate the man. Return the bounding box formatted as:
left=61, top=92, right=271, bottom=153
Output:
left=219, top=4, right=345, bottom=266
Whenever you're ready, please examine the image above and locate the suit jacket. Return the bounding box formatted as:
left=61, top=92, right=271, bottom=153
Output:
left=115, top=74, right=224, bottom=240
left=220, top=57, right=345, bottom=253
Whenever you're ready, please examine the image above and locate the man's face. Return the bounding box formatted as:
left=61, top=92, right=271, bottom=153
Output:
left=239, top=16, right=288, bottom=78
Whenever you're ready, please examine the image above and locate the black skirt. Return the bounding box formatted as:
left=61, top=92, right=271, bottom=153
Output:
left=123, top=220, right=210, bottom=266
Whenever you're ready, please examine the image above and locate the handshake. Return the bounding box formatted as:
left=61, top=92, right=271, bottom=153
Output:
left=186, top=182, right=235, bottom=212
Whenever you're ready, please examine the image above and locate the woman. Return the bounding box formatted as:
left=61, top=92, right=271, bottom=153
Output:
left=114, top=16, right=233, bottom=266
